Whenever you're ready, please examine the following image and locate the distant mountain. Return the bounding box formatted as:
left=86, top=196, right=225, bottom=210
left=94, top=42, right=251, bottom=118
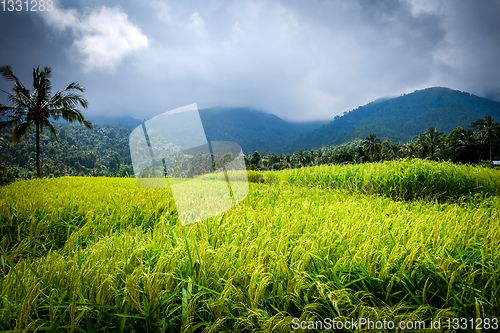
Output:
left=78, top=107, right=326, bottom=154
left=199, top=107, right=327, bottom=153
left=287, top=120, right=330, bottom=134
left=87, top=115, right=142, bottom=128
left=292, top=87, right=500, bottom=151
left=71, top=87, right=500, bottom=154
left=53, top=115, right=143, bottom=128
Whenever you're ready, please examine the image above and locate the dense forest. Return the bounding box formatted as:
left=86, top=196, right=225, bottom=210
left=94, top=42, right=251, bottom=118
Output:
left=0, top=123, right=133, bottom=182
left=1, top=114, right=498, bottom=185
left=80, top=86, right=500, bottom=157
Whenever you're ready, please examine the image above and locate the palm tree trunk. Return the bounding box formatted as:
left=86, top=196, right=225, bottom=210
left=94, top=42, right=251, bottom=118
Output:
left=490, top=140, right=492, bottom=162
left=36, top=120, right=40, bottom=178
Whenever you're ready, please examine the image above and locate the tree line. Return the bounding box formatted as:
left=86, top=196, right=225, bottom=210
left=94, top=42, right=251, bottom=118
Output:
left=245, top=115, right=500, bottom=171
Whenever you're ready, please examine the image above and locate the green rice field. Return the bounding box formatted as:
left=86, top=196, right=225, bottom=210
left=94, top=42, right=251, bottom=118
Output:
left=1, top=159, right=500, bottom=332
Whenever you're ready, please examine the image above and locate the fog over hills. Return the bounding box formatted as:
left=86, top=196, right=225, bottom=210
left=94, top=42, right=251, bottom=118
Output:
left=83, top=87, right=500, bottom=154
left=84, top=107, right=328, bottom=154
left=289, top=87, right=500, bottom=152
left=199, top=107, right=328, bottom=153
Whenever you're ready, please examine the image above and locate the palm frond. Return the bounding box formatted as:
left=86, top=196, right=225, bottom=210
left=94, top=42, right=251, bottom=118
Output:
left=0, top=65, right=21, bottom=83
left=61, top=93, right=88, bottom=109
left=0, top=104, right=25, bottom=117
left=33, top=66, right=52, bottom=108
left=12, top=122, right=32, bottom=145
left=53, top=107, right=82, bottom=122
left=42, top=66, right=52, bottom=79
left=8, top=92, right=33, bottom=112
left=6, top=80, right=34, bottom=111
left=64, top=82, right=85, bottom=93
left=470, top=119, right=486, bottom=129
left=83, top=120, right=93, bottom=130
left=49, top=91, right=88, bottom=109
left=1, top=67, right=31, bottom=109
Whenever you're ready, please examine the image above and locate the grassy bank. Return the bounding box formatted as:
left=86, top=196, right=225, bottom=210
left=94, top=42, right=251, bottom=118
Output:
left=234, top=159, right=500, bottom=203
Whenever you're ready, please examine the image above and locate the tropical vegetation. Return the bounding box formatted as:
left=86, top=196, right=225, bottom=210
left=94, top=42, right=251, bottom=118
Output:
left=0, top=65, right=92, bottom=178
left=471, top=114, right=500, bottom=162
left=0, top=113, right=498, bottom=188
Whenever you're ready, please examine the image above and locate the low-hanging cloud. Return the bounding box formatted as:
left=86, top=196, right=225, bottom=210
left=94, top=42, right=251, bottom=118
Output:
left=41, top=4, right=148, bottom=72
left=2, top=0, right=499, bottom=122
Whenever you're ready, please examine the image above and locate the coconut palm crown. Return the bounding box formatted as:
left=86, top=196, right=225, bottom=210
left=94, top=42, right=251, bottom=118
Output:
left=471, top=115, right=499, bottom=162
left=362, top=133, right=382, bottom=160
left=0, top=65, right=92, bottom=177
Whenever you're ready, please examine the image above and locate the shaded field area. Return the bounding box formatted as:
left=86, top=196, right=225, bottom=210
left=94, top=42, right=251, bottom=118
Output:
left=1, top=159, right=499, bottom=332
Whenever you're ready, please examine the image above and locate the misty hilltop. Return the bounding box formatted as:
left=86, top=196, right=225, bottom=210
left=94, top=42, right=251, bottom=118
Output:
left=84, top=107, right=328, bottom=154
left=289, top=87, right=500, bottom=151
left=199, top=107, right=327, bottom=154
left=83, top=87, right=500, bottom=154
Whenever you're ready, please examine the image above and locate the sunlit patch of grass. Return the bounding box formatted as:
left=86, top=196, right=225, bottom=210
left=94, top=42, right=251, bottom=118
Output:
left=245, top=159, right=500, bottom=203
left=0, top=177, right=177, bottom=261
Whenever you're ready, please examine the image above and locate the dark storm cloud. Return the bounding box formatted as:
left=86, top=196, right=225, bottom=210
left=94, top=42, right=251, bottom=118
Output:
left=434, top=1, right=500, bottom=99
left=0, top=10, right=75, bottom=91
left=1, top=0, right=499, bottom=122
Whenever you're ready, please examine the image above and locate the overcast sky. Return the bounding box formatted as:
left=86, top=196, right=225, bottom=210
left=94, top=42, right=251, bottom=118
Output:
left=1, top=0, right=499, bottom=122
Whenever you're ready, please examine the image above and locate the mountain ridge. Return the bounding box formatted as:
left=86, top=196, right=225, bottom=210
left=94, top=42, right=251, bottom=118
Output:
left=72, top=87, right=500, bottom=153
left=199, top=106, right=328, bottom=153
left=291, top=87, right=500, bottom=151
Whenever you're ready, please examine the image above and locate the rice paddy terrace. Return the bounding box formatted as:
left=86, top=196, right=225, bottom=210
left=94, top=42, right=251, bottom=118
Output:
left=1, top=159, right=499, bottom=332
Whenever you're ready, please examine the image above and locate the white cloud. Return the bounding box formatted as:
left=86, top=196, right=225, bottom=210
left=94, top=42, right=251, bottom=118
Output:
left=41, top=5, right=148, bottom=72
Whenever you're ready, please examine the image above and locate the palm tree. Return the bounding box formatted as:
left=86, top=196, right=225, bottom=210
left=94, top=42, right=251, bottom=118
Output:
left=279, top=153, right=292, bottom=170
left=417, top=127, right=445, bottom=160
left=294, top=149, right=305, bottom=168
left=381, top=140, right=401, bottom=160
left=456, top=129, right=479, bottom=163
left=471, top=115, right=499, bottom=162
left=0, top=65, right=92, bottom=178
left=400, top=140, right=417, bottom=158
left=362, top=134, right=382, bottom=161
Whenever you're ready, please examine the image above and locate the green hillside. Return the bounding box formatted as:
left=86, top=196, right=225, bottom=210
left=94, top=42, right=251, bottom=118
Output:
left=199, top=106, right=326, bottom=153
left=0, top=109, right=325, bottom=179
left=2, top=87, right=499, bottom=183
left=294, top=87, right=500, bottom=150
